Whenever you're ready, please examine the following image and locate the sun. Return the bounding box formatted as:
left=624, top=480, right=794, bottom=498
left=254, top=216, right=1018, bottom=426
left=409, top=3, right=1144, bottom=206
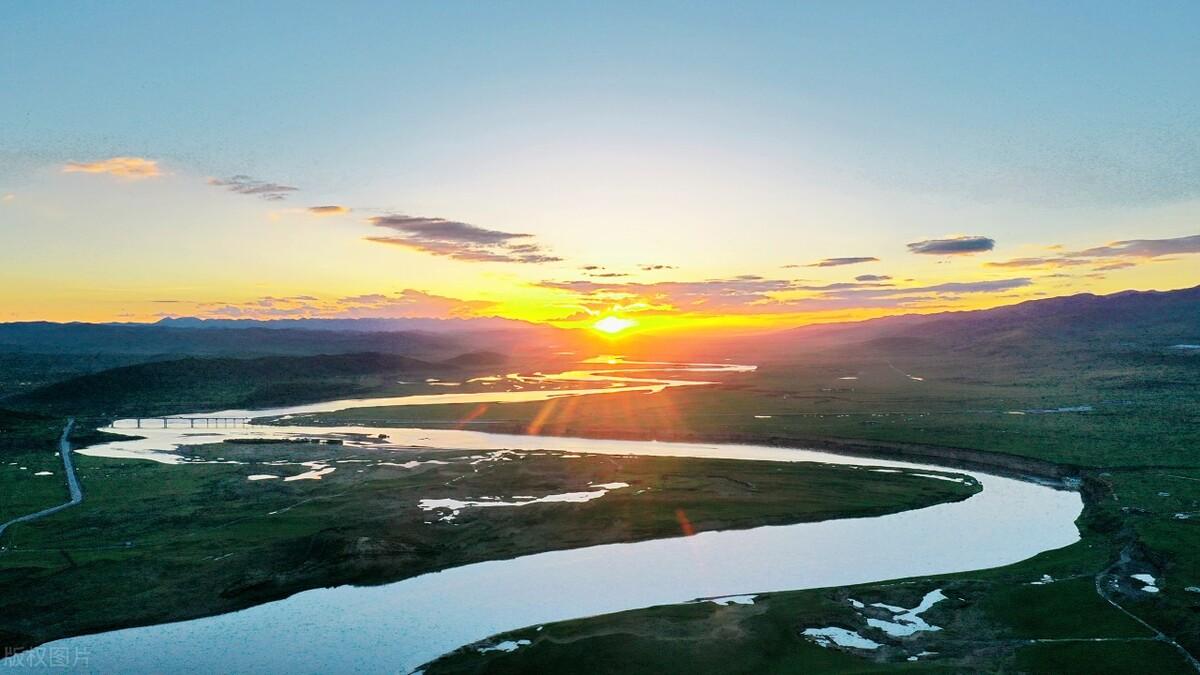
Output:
left=593, top=315, right=636, bottom=335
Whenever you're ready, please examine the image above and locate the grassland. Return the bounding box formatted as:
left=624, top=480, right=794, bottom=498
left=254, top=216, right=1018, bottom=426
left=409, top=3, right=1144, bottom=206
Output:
left=0, top=437, right=974, bottom=654
left=2, top=294, right=1197, bottom=671
left=0, top=411, right=74, bottom=524
left=285, top=349, right=1199, bottom=469
left=276, top=349, right=1200, bottom=672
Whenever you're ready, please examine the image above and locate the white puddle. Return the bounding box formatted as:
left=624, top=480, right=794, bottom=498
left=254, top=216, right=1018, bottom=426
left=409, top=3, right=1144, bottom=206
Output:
left=1132, top=574, right=1160, bottom=593
left=378, top=460, right=450, bottom=469
left=419, top=483, right=629, bottom=522
left=707, top=594, right=757, bottom=606
left=863, top=589, right=946, bottom=637
left=802, top=627, right=881, bottom=650
left=283, top=462, right=335, bottom=481
left=476, top=639, right=530, bottom=654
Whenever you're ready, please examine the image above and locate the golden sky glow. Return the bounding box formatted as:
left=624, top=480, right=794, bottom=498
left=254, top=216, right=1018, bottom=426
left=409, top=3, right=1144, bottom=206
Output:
left=3, top=5, right=1200, bottom=333
left=0, top=161, right=1196, bottom=335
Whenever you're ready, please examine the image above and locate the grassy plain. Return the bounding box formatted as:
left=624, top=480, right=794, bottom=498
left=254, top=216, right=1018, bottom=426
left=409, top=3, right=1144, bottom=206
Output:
left=283, top=349, right=1200, bottom=673
left=3, top=305, right=1198, bottom=671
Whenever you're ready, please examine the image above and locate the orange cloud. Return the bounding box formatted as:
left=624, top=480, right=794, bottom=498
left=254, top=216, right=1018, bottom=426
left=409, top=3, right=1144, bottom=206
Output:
left=308, top=205, right=350, bottom=216
left=62, top=156, right=160, bottom=179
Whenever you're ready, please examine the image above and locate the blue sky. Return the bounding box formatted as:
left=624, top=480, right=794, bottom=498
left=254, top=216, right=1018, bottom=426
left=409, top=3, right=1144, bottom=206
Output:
left=2, top=1, right=1198, bottom=327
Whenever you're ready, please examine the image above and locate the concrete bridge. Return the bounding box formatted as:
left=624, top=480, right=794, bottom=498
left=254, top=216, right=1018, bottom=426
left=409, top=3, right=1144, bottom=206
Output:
left=131, top=417, right=253, bottom=428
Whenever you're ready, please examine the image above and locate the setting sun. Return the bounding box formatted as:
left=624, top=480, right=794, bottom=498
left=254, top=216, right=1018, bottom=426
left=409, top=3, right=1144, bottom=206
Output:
left=592, top=316, right=636, bottom=335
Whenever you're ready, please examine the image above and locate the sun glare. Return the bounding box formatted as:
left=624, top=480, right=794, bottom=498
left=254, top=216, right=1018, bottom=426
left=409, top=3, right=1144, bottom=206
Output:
left=593, top=316, right=636, bottom=335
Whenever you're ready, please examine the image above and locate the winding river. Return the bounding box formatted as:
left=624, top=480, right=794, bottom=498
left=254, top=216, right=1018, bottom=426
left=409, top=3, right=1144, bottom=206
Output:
left=7, top=360, right=1082, bottom=673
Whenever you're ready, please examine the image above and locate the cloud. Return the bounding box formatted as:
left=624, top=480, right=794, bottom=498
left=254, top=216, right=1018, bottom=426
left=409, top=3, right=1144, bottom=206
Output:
left=791, top=281, right=895, bottom=291
left=188, top=289, right=495, bottom=320
left=308, top=205, right=350, bottom=216
left=799, top=257, right=880, bottom=268
left=1069, top=234, right=1200, bottom=259
left=640, top=264, right=677, bottom=271
left=855, top=274, right=891, bottom=282
left=984, top=257, right=1091, bottom=269
left=367, top=214, right=561, bottom=263
left=62, top=156, right=160, bottom=179
left=537, top=274, right=1033, bottom=316
left=987, top=234, right=1199, bottom=272
left=907, top=236, right=995, bottom=255
left=537, top=276, right=794, bottom=312
left=879, top=278, right=1031, bottom=295
left=209, top=175, right=299, bottom=201
left=1092, top=261, right=1137, bottom=271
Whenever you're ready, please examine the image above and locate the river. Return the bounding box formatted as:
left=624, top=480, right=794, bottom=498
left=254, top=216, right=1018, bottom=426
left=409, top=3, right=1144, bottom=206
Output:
left=5, top=360, right=1083, bottom=673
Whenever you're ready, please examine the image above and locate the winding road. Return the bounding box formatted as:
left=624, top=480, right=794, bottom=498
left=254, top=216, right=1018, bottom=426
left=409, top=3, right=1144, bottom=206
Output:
left=0, top=418, right=82, bottom=542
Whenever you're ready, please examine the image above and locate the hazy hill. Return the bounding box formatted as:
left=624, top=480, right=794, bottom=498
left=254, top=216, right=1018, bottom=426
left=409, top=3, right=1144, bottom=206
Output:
left=0, top=318, right=584, bottom=360
left=726, top=285, right=1200, bottom=361
left=5, top=352, right=465, bottom=416
left=0, top=323, right=450, bottom=358
left=152, top=316, right=542, bottom=334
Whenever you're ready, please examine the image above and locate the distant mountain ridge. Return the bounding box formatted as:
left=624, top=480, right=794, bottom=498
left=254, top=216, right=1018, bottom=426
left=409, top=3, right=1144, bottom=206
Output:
left=0, top=318, right=585, bottom=360
left=621, top=284, right=1200, bottom=360
left=762, top=284, right=1200, bottom=358
left=5, top=352, right=479, bottom=416
left=149, top=316, right=547, bottom=334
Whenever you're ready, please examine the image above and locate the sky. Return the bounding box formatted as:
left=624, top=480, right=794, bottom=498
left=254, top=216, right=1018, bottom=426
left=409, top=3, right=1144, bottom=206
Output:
left=2, top=1, right=1198, bottom=335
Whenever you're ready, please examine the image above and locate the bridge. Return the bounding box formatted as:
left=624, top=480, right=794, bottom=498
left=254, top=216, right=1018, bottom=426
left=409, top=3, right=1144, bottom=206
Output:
left=130, top=417, right=253, bottom=428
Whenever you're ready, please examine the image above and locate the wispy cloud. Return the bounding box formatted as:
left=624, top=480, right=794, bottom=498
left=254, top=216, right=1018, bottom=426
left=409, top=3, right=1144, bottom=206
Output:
left=1092, top=261, right=1138, bottom=271
left=855, top=274, right=891, bottom=282
left=182, top=289, right=495, bottom=320
left=537, top=274, right=1031, bottom=316
left=307, top=205, right=350, bottom=216
left=987, top=234, right=1200, bottom=271
left=63, top=156, right=160, bottom=179
left=1069, top=234, right=1200, bottom=259
left=639, top=264, right=677, bottom=271
left=209, top=175, right=299, bottom=201
left=537, top=275, right=793, bottom=312
left=907, top=235, right=995, bottom=255
left=367, top=215, right=561, bottom=263
left=795, top=256, right=880, bottom=268
left=984, top=257, right=1091, bottom=269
